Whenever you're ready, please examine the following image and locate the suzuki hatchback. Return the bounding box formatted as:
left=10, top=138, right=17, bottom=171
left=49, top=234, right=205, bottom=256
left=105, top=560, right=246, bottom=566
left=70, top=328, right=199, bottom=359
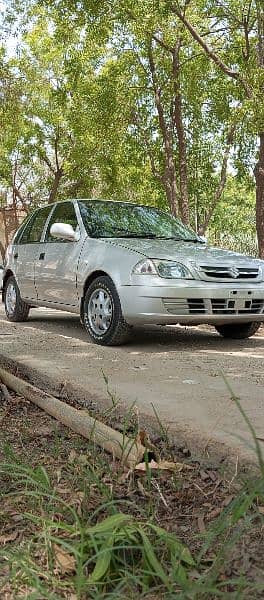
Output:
left=3, top=199, right=264, bottom=345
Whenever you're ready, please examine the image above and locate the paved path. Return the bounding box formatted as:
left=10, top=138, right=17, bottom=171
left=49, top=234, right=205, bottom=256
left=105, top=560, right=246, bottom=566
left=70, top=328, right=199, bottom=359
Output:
left=1, top=303, right=264, bottom=462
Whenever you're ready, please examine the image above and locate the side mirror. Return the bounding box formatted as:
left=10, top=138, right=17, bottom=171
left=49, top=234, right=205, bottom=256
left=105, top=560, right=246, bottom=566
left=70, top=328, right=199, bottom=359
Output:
left=50, top=223, right=78, bottom=242
left=199, top=235, right=207, bottom=244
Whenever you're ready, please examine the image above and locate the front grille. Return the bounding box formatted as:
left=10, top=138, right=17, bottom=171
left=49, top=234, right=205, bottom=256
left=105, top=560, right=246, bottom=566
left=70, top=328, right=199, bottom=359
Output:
left=187, top=299, right=206, bottom=314
left=211, top=299, right=235, bottom=314
left=200, top=265, right=259, bottom=281
left=162, top=297, right=264, bottom=316
left=211, top=298, right=264, bottom=315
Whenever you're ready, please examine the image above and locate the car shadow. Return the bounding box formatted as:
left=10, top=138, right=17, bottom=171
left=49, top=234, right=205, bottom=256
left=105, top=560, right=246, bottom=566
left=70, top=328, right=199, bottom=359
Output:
left=23, top=308, right=264, bottom=355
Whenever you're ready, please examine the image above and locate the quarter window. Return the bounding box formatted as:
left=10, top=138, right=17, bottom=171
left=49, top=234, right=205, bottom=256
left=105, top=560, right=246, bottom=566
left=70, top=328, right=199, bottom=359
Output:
left=45, top=202, right=78, bottom=242
left=19, top=206, right=52, bottom=244
left=13, top=214, right=32, bottom=244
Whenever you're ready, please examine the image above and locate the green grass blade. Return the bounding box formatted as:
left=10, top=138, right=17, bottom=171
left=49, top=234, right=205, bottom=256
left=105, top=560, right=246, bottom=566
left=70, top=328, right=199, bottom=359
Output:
left=139, top=529, right=171, bottom=589
left=88, top=535, right=114, bottom=583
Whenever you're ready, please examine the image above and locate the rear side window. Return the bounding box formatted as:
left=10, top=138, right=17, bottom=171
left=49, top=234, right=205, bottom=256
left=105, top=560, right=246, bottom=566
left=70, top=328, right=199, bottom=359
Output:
left=13, top=213, right=32, bottom=244
left=45, top=202, right=78, bottom=242
left=19, top=206, right=53, bottom=244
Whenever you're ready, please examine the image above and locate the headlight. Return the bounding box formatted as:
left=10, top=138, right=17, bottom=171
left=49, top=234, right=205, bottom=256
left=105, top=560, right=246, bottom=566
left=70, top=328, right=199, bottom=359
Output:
left=154, top=260, right=193, bottom=279
left=132, top=259, right=193, bottom=279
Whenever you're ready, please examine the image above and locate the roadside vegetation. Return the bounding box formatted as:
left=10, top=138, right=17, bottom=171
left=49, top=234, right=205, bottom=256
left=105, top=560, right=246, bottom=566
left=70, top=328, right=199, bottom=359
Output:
left=0, top=383, right=264, bottom=599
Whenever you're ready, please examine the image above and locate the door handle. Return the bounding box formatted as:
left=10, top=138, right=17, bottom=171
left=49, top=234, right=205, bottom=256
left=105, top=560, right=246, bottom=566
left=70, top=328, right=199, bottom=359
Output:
left=39, top=252, right=45, bottom=260
left=14, top=252, right=18, bottom=259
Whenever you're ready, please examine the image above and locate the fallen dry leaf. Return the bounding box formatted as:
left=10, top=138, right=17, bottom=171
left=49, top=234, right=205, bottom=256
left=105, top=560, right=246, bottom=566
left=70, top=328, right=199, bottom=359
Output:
left=136, top=430, right=158, bottom=454
left=197, top=516, right=206, bottom=533
left=31, top=425, right=54, bottom=437
left=0, top=530, right=18, bottom=545
left=55, top=485, right=72, bottom=495
left=207, top=507, right=222, bottom=520
left=258, top=506, right=264, bottom=514
left=69, top=491, right=85, bottom=515
left=207, top=470, right=218, bottom=482
left=53, top=543, right=76, bottom=575
left=68, top=449, right=77, bottom=463
left=137, top=480, right=150, bottom=497
left=222, top=495, right=234, bottom=507
left=135, top=459, right=193, bottom=473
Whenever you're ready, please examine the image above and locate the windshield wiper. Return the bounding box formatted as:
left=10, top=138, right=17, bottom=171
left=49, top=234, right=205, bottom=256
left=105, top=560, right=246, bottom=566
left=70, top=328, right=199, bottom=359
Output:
left=115, top=233, right=157, bottom=238
left=90, top=227, right=203, bottom=242
left=183, top=238, right=205, bottom=243
left=110, top=227, right=157, bottom=238
left=91, top=228, right=157, bottom=238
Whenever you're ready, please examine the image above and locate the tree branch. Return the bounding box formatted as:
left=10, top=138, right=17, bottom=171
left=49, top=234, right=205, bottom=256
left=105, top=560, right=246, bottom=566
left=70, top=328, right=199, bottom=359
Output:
left=171, top=4, right=252, bottom=97
left=152, top=33, right=174, bottom=54
left=39, top=150, right=56, bottom=175
left=135, top=118, right=163, bottom=181
left=198, top=122, right=236, bottom=234
left=54, top=129, right=60, bottom=172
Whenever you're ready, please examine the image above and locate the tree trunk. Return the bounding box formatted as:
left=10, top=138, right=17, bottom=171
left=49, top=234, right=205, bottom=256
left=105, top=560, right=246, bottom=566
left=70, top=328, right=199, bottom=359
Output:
left=198, top=123, right=235, bottom=235
left=48, top=168, right=63, bottom=204
left=162, top=153, right=179, bottom=217
left=254, top=134, right=264, bottom=258
left=172, top=43, right=189, bottom=224
left=147, top=40, right=179, bottom=216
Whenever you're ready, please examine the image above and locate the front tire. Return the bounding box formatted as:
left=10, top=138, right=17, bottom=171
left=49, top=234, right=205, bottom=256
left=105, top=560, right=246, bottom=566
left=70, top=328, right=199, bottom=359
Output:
left=215, top=321, right=261, bottom=339
left=4, top=276, right=30, bottom=322
left=83, top=276, right=131, bottom=345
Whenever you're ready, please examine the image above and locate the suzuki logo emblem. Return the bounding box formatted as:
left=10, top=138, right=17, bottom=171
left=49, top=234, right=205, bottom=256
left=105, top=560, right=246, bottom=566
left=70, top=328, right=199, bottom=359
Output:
left=229, top=267, right=240, bottom=278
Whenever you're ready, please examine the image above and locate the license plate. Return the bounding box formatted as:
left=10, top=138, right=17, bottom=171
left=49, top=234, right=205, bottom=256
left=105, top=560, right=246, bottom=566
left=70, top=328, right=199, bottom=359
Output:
left=228, top=290, right=253, bottom=299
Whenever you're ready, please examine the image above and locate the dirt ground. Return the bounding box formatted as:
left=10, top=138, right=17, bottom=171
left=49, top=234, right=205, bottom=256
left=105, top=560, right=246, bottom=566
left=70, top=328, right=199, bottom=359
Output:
left=1, top=386, right=264, bottom=598
left=1, top=303, right=264, bottom=463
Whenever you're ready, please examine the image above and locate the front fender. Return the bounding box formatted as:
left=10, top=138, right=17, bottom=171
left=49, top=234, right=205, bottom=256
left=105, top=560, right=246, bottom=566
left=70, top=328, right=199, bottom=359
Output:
left=76, top=238, right=142, bottom=296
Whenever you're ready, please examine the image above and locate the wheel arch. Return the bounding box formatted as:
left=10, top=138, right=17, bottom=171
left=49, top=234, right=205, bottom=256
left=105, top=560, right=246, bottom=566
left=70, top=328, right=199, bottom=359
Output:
left=2, top=269, right=15, bottom=301
left=80, top=270, right=113, bottom=321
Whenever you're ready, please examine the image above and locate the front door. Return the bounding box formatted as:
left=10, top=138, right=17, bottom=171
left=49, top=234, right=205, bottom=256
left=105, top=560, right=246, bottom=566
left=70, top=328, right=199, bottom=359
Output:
left=14, top=205, right=53, bottom=300
left=34, top=201, right=84, bottom=306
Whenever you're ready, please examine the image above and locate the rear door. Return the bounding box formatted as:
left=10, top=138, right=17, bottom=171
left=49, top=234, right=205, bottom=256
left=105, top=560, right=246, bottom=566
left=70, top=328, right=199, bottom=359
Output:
left=13, top=205, right=53, bottom=300
left=34, top=201, right=84, bottom=306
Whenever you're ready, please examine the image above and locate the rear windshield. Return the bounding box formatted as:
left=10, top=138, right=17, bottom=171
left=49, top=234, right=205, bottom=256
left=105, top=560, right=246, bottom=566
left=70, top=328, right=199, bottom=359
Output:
left=78, top=200, right=200, bottom=242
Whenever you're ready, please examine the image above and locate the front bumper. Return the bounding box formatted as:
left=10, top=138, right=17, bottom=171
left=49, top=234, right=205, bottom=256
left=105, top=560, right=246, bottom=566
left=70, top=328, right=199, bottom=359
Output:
left=119, top=280, right=264, bottom=326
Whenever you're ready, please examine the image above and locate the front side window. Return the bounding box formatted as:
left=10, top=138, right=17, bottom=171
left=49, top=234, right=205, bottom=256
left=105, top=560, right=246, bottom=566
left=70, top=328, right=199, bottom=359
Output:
left=45, top=202, right=79, bottom=242
left=19, top=206, right=52, bottom=244
left=79, top=200, right=201, bottom=242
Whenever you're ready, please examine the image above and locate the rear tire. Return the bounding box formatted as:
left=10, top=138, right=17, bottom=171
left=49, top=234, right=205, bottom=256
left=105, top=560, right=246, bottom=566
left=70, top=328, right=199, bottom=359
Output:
left=83, top=276, right=131, bottom=345
left=4, top=276, right=30, bottom=322
left=215, top=321, right=261, bottom=339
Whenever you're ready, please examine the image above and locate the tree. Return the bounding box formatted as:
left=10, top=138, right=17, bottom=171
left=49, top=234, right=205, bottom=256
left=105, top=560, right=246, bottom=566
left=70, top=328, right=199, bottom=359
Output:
left=171, top=0, right=264, bottom=255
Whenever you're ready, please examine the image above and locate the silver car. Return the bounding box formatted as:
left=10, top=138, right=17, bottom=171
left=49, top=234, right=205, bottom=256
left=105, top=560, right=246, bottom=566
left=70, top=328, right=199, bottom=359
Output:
left=2, top=199, right=264, bottom=345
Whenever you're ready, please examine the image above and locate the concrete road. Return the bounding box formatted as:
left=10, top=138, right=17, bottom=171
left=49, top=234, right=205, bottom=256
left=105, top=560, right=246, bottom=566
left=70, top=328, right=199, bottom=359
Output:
left=1, top=303, right=264, bottom=462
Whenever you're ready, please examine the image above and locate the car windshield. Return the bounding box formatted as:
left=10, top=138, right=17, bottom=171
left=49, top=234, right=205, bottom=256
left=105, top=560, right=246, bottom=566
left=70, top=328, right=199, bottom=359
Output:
left=78, top=200, right=202, bottom=242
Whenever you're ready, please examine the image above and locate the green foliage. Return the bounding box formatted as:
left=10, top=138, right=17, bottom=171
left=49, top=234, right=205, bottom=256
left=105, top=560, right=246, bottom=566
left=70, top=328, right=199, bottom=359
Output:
left=0, top=0, right=262, bottom=244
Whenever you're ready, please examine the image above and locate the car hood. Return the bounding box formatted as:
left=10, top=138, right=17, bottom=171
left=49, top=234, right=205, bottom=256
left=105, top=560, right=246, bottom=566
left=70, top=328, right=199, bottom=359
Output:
left=108, top=237, right=261, bottom=267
